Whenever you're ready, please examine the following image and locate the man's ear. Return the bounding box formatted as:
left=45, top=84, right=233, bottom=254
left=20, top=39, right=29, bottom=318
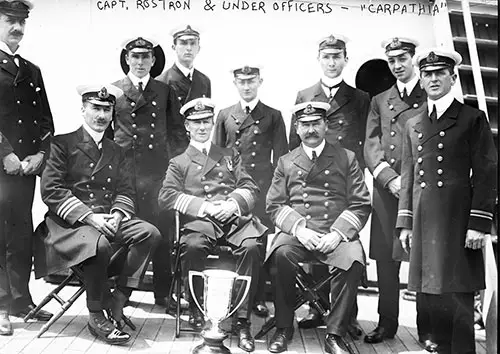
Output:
left=450, top=72, right=457, bottom=86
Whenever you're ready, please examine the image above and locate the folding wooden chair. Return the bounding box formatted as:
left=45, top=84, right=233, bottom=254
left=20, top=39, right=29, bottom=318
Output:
left=166, top=211, right=234, bottom=338
left=254, top=261, right=341, bottom=339
left=25, top=222, right=130, bottom=338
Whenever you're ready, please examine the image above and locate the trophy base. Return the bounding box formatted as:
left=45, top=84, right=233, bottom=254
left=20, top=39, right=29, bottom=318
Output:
left=192, top=337, right=231, bottom=354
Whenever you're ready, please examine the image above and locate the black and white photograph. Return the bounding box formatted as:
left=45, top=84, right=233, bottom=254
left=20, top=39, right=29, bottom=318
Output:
left=0, top=0, right=497, bottom=353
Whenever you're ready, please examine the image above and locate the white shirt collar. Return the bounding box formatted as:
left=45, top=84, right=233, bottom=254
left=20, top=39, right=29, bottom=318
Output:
left=127, top=72, right=150, bottom=89
left=427, top=91, right=455, bottom=120
left=301, top=139, right=326, bottom=160
left=82, top=123, right=104, bottom=146
left=240, top=97, right=259, bottom=112
left=176, top=60, right=194, bottom=79
left=321, top=76, right=343, bottom=97
left=396, top=74, right=419, bottom=97
left=190, top=140, right=211, bottom=154
left=0, top=41, right=18, bottom=56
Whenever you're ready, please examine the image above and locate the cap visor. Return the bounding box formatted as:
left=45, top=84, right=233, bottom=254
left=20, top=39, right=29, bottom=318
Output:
left=297, top=115, right=324, bottom=122
left=420, top=64, right=451, bottom=72
left=186, top=112, right=214, bottom=120
left=86, top=99, right=113, bottom=106
left=235, top=74, right=258, bottom=80
left=386, top=49, right=409, bottom=57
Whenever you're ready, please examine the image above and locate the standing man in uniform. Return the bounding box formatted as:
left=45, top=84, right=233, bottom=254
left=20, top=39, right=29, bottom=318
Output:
left=266, top=101, right=371, bottom=354
left=289, top=34, right=370, bottom=332
left=159, top=97, right=267, bottom=352
left=157, top=25, right=211, bottom=106
left=111, top=36, right=189, bottom=308
left=363, top=37, right=433, bottom=349
left=397, top=49, right=497, bottom=354
left=38, top=84, right=160, bottom=344
left=213, top=65, right=288, bottom=317
left=0, top=0, right=54, bottom=335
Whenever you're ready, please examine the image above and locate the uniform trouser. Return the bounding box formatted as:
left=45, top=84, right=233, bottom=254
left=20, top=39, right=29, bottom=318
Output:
left=152, top=210, right=174, bottom=298
left=81, top=218, right=160, bottom=312
left=271, top=243, right=363, bottom=336
left=0, top=174, right=35, bottom=313
left=376, top=260, right=432, bottom=337
left=308, top=263, right=359, bottom=326
left=180, top=232, right=264, bottom=319
left=421, top=292, right=475, bottom=354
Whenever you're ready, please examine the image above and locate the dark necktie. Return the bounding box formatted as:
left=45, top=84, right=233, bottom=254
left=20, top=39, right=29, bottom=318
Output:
left=245, top=106, right=251, bottom=115
left=322, top=82, right=341, bottom=99
left=138, top=81, right=144, bottom=94
left=97, top=141, right=103, bottom=155
left=311, top=150, right=318, bottom=164
left=402, top=87, right=409, bottom=101
left=187, top=73, right=191, bottom=81
left=202, top=148, right=208, bottom=155
left=429, top=104, right=437, bottom=123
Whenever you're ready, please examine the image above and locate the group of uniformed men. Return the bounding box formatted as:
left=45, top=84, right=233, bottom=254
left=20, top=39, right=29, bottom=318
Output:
left=0, top=1, right=497, bottom=354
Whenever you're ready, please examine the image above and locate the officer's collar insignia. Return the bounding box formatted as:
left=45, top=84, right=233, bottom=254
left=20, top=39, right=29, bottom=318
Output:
left=426, top=51, right=439, bottom=63
left=98, top=87, right=109, bottom=99
left=304, top=104, right=316, bottom=115
left=194, top=101, right=205, bottom=111
left=389, top=37, right=401, bottom=50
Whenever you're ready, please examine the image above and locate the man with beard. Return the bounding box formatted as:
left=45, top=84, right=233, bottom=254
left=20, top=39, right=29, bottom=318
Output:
left=288, top=34, right=370, bottom=335
left=266, top=101, right=371, bottom=354
left=157, top=25, right=211, bottom=106
left=111, top=36, right=188, bottom=308
left=0, top=0, right=54, bottom=335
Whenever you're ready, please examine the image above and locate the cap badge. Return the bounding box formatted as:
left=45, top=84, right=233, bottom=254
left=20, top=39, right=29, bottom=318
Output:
left=326, top=35, right=337, bottom=45
left=389, top=37, right=401, bottom=50
left=426, top=51, right=439, bottom=63
left=304, top=104, right=316, bottom=115
left=135, top=37, right=146, bottom=46
left=98, top=87, right=109, bottom=99
left=242, top=66, right=252, bottom=75
left=194, top=100, right=205, bottom=111
left=186, top=25, right=192, bottom=31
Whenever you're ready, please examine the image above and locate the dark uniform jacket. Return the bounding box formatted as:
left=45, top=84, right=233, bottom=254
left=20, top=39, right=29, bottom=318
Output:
left=289, top=81, right=370, bottom=168
left=36, top=127, right=136, bottom=278
left=0, top=49, right=53, bottom=169
left=110, top=76, right=188, bottom=220
left=396, top=100, right=497, bottom=294
left=158, top=144, right=267, bottom=246
left=364, top=83, right=427, bottom=261
left=213, top=101, right=288, bottom=230
left=156, top=63, right=211, bottom=106
left=266, top=142, right=371, bottom=270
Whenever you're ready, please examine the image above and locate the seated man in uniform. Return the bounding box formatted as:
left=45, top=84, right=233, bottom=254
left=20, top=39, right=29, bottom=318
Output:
left=266, top=102, right=371, bottom=354
left=158, top=97, right=267, bottom=353
left=37, top=84, right=160, bottom=344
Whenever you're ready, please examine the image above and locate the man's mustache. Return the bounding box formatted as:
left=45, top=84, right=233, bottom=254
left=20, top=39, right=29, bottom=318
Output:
left=305, top=132, right=320, bottom=138
left=10, top=30, right=24, bottom=36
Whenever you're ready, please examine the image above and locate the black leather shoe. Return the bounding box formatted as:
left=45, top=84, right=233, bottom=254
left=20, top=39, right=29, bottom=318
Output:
left=188, top=306, right=205, bottom=331
left=419, top=334, right=438, bottom=352
left=268, top=327, right=294, bottom=353
left=252, top=300, right=269, bottom=318
left=298, top=310, right=324, bottom=329
left=364, top=326, right=396, bottom=344
left=108, top=290, right=136, bottom=331
left=347, top=319, right=363, bottom=339
left=235, top=318, right=255, bottom=352
left=0, top=310, right=13, bottom=336
left=325, top=334, right=353, bottom=354
left=12, top=304, right=53, bottom=322
left=88, top=311, right=131, bottom=345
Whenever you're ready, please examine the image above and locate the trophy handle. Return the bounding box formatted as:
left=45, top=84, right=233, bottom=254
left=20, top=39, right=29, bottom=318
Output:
left=226, top=275, right=251, bottom=319
left=188, top=270, right=207, bottom=317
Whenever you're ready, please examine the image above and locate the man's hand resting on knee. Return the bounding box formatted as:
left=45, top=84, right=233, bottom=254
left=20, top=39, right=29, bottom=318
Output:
left=83, top=213, right=117, bottom=240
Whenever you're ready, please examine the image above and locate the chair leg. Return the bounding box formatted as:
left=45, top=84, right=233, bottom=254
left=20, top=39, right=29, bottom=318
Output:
left=24, top=271, right=80, bottom=322
left=37, top=286, right=86, bottom=338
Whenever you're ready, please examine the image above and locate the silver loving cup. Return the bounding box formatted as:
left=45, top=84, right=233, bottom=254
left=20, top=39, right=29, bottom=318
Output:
left=189, top=269, right=251, bottom=339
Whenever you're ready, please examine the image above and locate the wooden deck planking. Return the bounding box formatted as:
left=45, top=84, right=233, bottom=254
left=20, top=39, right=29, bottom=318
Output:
left=0, top=275, right=493, bottom=354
